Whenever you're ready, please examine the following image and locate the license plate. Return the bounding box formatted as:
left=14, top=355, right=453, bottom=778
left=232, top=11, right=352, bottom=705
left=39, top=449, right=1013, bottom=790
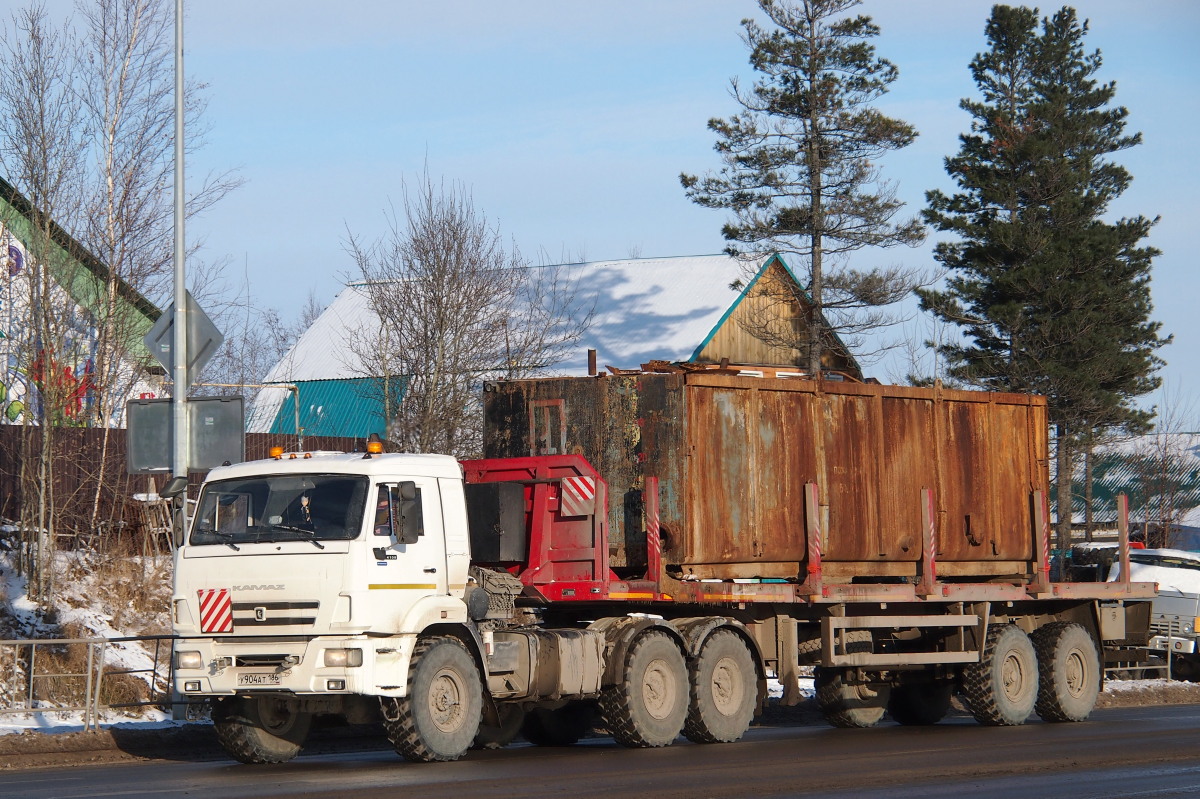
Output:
left=237, top=672, right=282, bottom=686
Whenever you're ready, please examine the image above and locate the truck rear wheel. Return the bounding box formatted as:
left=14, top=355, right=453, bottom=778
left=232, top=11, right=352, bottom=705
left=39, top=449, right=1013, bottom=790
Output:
left=887, top=683, right=954, bottom=725
left=684, top=630, right=756, bottom=743
left=964, top=624, right=1037, bottom=726
left=815, top=630, right=889, bottom=728
left=815, top=671, right=890, bottom=728
left=521, top=702, right=597, bottom=746
left=1033, top=622, right=1100, bottom=722
left=600, top=629, right=688, bottom=747
left=212, top=695, right=311, bottom=764
left=382, top=636, right=482, bottom=762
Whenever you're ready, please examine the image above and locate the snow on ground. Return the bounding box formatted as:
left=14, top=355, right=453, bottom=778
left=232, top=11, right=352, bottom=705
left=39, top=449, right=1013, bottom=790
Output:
left=0, top=545, right=174, bottom=735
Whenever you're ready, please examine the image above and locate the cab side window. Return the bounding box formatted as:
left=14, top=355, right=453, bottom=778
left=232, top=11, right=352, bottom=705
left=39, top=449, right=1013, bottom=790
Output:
left=374, top=482, right=424, bottom=544
left=373, top=485, right=393, bottom=536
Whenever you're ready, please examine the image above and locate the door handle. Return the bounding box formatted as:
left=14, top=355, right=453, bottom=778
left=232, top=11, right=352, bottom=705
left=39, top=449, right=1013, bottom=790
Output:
left=423, top=567, right=437, bottom=573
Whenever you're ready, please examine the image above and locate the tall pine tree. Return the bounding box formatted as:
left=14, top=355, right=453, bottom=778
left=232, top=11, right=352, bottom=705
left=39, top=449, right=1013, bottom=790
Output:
left=918, top=5, right=1167, bottom=550
left=682, top=0, right=923, bottom=376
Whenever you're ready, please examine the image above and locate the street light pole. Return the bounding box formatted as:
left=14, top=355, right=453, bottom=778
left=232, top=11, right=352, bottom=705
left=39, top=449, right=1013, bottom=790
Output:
left=171, top=0, right=189, bottom=532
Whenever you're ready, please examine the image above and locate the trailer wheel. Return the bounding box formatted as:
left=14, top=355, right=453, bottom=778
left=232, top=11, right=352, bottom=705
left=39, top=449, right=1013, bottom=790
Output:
left=797, top=634, right=822, bottom=665
left=964, top=624, right=1037, bottom=726
left=684, top=630, right=756, bottom=743
left=814, top=631, right=889, bottom=728
left=600, top=629, right=688, bottom=747
left=887, top=683, right=954, bottom=725
left=1033, top=622, right=1100, bottom=722
left=382, top=636, right=482, bottom=762
left=212, top=695, right=311, bottom=764
left=521, top=702, right=597, bottom=746
left=474, top=704, right=526, bottom=749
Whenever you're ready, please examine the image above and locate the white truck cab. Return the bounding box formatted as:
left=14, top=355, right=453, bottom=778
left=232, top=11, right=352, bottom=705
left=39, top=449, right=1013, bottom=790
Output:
left=173, top=451, right=475, bottom=753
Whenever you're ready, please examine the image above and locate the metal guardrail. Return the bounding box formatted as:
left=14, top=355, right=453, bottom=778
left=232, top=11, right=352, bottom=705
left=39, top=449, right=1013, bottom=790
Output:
left=0, top=635, right=175, bottom=732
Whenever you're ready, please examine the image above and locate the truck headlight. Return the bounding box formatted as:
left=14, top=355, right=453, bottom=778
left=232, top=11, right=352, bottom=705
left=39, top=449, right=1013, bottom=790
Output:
left=176, top=650, right=204, bottom=670
left=323, top=648, right=363, bottom=667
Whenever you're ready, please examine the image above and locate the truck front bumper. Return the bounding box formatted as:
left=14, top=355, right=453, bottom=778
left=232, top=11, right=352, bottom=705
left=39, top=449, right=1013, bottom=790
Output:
left=173, top=634, right=418, bottom=698
left=1148, top=634, right=1197, bottom=655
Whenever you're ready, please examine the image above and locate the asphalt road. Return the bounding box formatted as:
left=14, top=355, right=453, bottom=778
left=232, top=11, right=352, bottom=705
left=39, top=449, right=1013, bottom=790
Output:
left=5, top=705, right=1200, bottom=799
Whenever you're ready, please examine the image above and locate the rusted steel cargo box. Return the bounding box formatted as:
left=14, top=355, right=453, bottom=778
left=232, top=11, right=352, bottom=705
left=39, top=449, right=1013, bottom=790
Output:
left=482, top=373, right=1049, bottom=584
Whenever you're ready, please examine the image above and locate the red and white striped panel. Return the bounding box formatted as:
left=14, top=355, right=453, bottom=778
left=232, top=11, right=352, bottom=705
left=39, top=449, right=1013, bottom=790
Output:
left=198, top=588, right=233, bottom=633
left=559, top=476, right=596, bottom=518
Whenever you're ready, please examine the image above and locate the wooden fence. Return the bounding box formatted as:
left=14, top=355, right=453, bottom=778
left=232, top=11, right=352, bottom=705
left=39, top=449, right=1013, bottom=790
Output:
left=0, top=427, right=365, bottom=547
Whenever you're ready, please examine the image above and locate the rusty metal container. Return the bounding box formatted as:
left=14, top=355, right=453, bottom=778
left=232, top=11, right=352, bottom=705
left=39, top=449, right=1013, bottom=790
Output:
left=482, top=373, right=1049, bottom=583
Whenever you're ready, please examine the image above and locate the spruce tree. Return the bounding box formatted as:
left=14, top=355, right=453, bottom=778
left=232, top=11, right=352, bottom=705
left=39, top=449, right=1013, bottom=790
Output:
left=918, top=5, right=1168, bottom=550
left=682, top=0, right=923, bottom=376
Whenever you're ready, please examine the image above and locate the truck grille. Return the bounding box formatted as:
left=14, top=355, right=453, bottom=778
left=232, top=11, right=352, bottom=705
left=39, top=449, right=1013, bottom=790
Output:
left=235, top=653, right=295, bottom=667
left=1150, top=618, right=1191, bottom=638
left=231, top=601, right=319, bottom=628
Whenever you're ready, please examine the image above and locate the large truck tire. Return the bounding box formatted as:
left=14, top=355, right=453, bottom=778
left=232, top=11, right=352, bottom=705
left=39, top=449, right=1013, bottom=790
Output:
left=521, top=702, right=597, bottom=746
left=600, top=629, right=688, bottom=747
left=797, top=634, right=822, bottom=664
left=382, top=636, right=482, bottom=762
left=212, top=695, right=311, bottom=764
left=964, top=624, right=1037, bottom=726
left=1033, top=622, right=1100, bottom=722
left=815, top=630, right=889, bottom=728
left=684, top=630, right=756, bottom=743
left=887, top=683, right=953, bottom=725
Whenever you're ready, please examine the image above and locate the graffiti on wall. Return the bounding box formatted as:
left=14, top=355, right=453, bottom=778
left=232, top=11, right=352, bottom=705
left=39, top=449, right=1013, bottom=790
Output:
left=0, top=223, right=100, bottom=424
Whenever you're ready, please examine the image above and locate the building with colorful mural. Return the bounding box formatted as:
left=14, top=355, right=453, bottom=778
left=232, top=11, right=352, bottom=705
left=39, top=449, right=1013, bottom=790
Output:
left=0, top=175, right=162, bottom=426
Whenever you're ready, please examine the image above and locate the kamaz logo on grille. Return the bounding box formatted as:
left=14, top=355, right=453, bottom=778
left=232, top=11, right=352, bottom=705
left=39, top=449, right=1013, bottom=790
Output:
left=232, top=600, right=320, bottom=627
left=232, top=584, right=285, bottom=591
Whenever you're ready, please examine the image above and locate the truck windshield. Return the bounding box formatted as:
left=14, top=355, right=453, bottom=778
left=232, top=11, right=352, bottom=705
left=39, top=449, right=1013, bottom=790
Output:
left=190, top=474, right=369, bottom=546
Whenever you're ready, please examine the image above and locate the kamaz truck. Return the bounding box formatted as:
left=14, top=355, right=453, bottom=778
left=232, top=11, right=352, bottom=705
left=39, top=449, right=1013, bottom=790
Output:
left=172, top=372, right=1154, bottom=763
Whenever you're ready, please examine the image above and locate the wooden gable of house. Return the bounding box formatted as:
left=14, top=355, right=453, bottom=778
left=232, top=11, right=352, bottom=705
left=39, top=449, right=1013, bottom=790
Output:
left=691, top=254, right=861, bottom=379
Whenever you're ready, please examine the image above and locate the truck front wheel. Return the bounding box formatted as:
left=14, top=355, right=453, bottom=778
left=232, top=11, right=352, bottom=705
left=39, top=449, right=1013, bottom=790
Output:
left=600, top=629, right=688, bottom=747
left=212, top=695, right=312, bottom=764
left=1033, top=622, right=1100, bottom=722
left=684, top=630, right=756, bottom=743
left=382, top=636, right=483, bottom=762
left=964, top=624, right=1037, bottom=726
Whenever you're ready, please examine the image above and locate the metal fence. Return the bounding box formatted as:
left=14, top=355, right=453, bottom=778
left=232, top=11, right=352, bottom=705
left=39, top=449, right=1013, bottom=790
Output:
left=0, top=634, right=175, bottom=731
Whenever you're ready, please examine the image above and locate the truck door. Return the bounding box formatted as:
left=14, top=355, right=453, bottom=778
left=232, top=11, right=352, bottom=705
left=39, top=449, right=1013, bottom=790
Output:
left=368, top=477, right=448, bottom=630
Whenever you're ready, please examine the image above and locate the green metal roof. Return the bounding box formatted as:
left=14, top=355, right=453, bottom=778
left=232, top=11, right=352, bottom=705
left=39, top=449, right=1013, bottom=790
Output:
left=266, top=378, right=389, bottom=439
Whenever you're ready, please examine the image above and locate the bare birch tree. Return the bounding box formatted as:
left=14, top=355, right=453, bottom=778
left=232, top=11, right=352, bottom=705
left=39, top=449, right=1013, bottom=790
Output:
left=345, top=173, right=591, bottom=458
left=0, top=5, right=89, bottom=600
left=73, top=0, right=240, bottom=526
left=0, top=0, right=239, bottom=598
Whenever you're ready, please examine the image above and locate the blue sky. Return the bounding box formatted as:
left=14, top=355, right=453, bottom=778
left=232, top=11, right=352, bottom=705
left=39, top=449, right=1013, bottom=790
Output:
left=32, top=0, right=1200, bottom=411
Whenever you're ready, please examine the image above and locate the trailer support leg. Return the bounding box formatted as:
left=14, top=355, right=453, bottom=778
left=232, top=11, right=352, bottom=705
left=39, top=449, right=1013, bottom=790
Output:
left=776, top=615, right=802, bottom=706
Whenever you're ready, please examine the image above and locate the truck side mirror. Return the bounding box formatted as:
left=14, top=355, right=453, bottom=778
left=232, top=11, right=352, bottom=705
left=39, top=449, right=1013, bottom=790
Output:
left=397, top=481, right=423, bottom=544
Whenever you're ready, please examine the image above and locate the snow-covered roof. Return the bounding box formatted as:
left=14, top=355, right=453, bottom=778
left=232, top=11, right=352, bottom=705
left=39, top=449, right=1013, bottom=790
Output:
left=263, top=253, right=773, bottom=385
left=250, top=253, right=823, bottom=435
left=263, top=282, right=375, bottom=383
left=557, top=254, right=756, bottom=374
